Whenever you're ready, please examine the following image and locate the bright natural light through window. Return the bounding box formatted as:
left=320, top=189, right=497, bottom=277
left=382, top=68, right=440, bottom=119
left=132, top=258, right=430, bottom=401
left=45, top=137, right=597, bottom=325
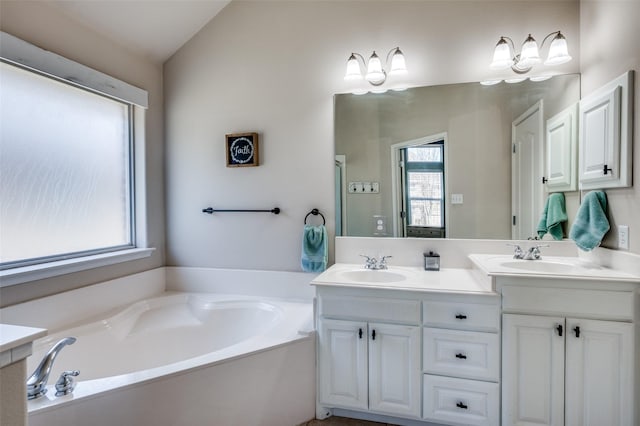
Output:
left=404, top=143, right=445, bottom=229
left=0, top=61, right=134, bottom=268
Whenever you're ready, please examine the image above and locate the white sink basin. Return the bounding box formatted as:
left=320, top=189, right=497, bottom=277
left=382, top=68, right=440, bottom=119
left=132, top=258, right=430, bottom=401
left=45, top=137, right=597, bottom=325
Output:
left=339, top=269, right=408, bottom=283
left=499, top=260, right=578, bottom=274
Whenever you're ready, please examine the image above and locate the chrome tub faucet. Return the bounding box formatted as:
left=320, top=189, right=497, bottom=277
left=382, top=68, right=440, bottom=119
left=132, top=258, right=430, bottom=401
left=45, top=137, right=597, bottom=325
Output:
left=27, top=337, right=77, bottom=400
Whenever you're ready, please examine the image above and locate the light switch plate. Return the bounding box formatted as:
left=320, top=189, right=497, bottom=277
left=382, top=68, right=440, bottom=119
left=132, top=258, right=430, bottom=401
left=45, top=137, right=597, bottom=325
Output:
left=451, top=194, right=464, bottom=204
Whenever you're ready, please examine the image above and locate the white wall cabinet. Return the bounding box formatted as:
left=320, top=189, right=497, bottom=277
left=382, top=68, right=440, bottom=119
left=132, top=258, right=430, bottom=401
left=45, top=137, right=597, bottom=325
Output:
left=501, top=282, right=636, bottom=426
left=578, top=71, right=634, bottom=189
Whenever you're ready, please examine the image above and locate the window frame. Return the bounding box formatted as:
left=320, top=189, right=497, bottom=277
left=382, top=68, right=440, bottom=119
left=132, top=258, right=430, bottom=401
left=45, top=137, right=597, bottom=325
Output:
left=403, top=141, right=445, bottom=230
left=0, top=32, right=153, bottom=287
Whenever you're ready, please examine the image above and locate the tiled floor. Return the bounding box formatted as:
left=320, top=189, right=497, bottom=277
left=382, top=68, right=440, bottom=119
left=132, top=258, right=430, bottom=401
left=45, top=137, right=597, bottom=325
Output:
left=298, top=416, right=389, bottom=426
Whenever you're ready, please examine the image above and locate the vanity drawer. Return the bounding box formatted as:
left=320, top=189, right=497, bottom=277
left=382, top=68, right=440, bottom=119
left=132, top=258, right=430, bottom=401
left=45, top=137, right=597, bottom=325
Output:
left=320, top=295, right=421, bottom=324
left=423, top=374, right=499, bottom=426
left=501, top=286, right=634, bottom=320
left=423, top=301, right=500, bottom=332
left=423, top=328, right=499, bottom=381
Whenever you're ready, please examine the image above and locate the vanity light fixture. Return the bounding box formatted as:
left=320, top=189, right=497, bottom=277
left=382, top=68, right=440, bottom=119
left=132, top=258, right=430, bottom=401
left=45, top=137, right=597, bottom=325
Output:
left=490, top=31, right=572, bottom=74
left=344, top=47, right=408, bottom=87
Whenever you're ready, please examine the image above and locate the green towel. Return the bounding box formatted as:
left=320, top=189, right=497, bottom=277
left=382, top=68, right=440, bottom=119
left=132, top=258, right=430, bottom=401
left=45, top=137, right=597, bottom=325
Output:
left=537, top=193, right=568, bottom=240
left=569, top=191, right=610, bottom=251
left=301, top=225, right=328, bottom=272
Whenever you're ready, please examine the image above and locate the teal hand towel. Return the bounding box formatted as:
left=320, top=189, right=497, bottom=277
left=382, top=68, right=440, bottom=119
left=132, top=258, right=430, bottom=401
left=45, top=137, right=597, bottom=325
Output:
left=301, top=225, right=328, bottom=272
left=537, top=193, right=568, bottom=240
left=569, top=191, right=610, bottom=251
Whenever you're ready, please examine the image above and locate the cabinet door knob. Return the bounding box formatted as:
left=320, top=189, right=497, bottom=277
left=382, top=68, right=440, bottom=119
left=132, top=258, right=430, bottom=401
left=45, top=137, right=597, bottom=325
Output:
left=358, top=328, right=363, bottom=339
left=455, top=353, right=467, bottom=359
left=556, top=324, right=563, bottom=336
left=573, top=326, right=581, bottom=338
left=456, top=402, right=468, bottom=410
left=455, top=314, right=467, bottom=320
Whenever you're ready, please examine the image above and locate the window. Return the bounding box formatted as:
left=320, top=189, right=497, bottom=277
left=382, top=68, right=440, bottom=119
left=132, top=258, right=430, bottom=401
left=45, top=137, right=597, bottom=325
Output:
left=403, top=142, right=445, bottom=231
left=0, top=32, right=151, bottom=285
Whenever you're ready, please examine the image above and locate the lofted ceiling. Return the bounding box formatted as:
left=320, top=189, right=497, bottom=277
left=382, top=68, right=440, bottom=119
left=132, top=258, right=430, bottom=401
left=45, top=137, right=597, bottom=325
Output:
left=47, top=0, right=232, bottom=63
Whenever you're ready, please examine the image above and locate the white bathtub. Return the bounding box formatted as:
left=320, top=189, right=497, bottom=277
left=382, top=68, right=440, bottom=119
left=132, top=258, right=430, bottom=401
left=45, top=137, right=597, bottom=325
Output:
left=2, top=268, right=318, bottom=426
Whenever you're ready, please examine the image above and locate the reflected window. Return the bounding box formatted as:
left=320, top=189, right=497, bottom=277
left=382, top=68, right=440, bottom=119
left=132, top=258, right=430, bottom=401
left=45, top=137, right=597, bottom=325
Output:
left=403, top=141, right=445, bottom=234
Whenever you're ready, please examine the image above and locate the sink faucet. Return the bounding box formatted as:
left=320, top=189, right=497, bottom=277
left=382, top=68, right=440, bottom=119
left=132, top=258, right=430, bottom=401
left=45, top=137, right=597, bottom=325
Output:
left=360, top=255, right=392, bottom=270
left=27, top=337, right=76, bottom=400
left=508, top=244, right=549, bottom=260
left=523, top=244, right=549, bottom=260
left=507, top=244, right=525, bottom=259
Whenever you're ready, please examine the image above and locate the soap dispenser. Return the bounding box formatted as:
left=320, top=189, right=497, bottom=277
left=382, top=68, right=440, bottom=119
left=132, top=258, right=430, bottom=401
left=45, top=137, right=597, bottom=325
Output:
left=423, top=251, right=440, bottom=271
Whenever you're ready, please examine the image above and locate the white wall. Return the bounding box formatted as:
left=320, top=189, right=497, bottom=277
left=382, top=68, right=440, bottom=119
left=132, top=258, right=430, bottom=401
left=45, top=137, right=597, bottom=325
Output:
left=164, top=0, right=580, bottom=271
left=580, top=0, right=640, bottom=254
left=0, top=1, right=165, bottom=306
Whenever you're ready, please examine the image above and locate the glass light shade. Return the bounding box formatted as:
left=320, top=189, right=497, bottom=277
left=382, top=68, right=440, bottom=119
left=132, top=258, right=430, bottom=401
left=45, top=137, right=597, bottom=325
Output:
left=389, top=48, right=408, bottom=75
left=544, top=33, right=572, bottom=66
left=519, top=34, right=541, bottom=68
left=505, top=77, right=526, bottom=84
left=344, top=54, right=363, bottom=80
left=480, top=79, right=502, bottom=86
left=490, top=38, right=513, bottom=70
left=365, top=51, right=385, bottom=84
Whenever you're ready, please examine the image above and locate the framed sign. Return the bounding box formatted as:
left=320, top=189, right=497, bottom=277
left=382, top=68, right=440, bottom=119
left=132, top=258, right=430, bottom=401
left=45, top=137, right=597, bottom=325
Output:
left=226, top=132, right=259, bottom=167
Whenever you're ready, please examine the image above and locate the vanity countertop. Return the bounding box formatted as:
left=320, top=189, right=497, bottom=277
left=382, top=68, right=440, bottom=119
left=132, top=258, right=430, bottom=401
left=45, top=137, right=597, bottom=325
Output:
left=311, top=263, right=494, bottom=294
left=469, top=254, right=640, bottom=283
left=1, top=323, right=47, bottom=367
left=0, top=323, right=47, bottom=353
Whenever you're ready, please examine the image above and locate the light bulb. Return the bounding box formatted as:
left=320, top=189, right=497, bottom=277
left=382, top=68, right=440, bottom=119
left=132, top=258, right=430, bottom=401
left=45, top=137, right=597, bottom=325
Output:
left=544, top=32, right=572, bottom=66
left=389, top=48, right=408, bottom=75
left=490, top=37, right=513, bottom=70
left=365, top=51, right=386, bottom=84
left=344, top=54, right=363, bottom=81
left=519, top=34, right=541, bottom=68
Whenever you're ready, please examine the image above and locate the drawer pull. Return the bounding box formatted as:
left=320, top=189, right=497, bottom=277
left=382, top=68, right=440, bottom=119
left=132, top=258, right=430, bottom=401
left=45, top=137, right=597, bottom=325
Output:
left=455, top=314, right=468, bottom=320
left=358, top=328, right=363, bottom=339
left=573, top=326, right=581, bottom=338
left=556, top=324, right=563, bottom=336
left=372, top=329, right=376, bottom=340
left=455, top=353, right=467, bottom=360
left=456, top=402, right=468, bottom=410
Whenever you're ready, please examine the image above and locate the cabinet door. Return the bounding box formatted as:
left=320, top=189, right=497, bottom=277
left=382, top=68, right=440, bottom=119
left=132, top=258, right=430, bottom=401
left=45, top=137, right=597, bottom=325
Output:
left=318, top=318, right=368, bottom=410
left=565, top=319, right=634, bottom=426
left=545, top=103, right=577, bottom=192
left=368, top=322, right=421, bottom=418
left=578, top=85, right=622, bottom=188
left=502, top=314, right=565, bottom=426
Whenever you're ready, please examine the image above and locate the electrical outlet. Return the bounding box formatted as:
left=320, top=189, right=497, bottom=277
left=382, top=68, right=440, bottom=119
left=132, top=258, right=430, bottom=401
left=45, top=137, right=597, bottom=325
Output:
left=618, top=225, right=629, bottom=250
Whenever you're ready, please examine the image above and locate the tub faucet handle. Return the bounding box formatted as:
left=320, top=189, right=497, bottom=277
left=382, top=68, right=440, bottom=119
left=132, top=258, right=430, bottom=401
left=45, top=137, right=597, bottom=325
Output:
left=55, top=370, right=79, bottom=397
left=27, top=336, right=77, bottom=400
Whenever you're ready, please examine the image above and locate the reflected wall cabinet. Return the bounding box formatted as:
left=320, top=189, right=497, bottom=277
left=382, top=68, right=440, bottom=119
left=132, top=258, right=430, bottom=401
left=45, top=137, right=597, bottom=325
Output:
left=545, top=103, right=578, bottom=192
left=578, top=71, right=634, bottom=189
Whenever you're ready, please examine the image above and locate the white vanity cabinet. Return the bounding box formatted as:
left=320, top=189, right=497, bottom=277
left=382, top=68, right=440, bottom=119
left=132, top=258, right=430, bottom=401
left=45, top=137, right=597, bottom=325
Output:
left=422, top=297, right=501, bottom=426
left=500, top=281, right=637, bottom=426
left=315, top=281, right=501, bottom=426
left=317, top=289, right=422, bottom=419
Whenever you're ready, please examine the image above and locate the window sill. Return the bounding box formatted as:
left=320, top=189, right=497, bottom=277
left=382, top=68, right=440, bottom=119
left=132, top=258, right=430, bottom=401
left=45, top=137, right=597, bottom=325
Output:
left=0, top=248, right=155, bottom=288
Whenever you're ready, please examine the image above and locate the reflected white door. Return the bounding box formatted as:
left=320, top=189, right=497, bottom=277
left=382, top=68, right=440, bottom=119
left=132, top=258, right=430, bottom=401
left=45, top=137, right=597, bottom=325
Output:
left=512, top=101, right=544, bottom=240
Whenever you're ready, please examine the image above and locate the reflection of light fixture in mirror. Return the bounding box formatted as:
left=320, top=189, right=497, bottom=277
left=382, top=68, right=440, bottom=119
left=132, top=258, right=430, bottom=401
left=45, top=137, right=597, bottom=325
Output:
left=344, top=47, right=408, bottom=86
left=490, top=31, right=572, bottom=74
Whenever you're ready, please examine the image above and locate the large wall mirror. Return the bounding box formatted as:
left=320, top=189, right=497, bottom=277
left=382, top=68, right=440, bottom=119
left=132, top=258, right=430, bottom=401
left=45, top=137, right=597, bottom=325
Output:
left=334, top=74, right=581, bottom=239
